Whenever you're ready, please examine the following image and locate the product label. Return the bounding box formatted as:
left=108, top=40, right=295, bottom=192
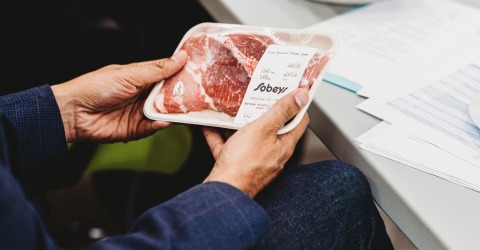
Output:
left=234, top=45, right=317, bottom=125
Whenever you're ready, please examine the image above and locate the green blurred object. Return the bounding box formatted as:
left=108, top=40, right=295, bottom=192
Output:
left=85, top=125, right=192, bottom=175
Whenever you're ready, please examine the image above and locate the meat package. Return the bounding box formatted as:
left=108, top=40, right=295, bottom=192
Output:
left=144, top=23, right=338, bottom=134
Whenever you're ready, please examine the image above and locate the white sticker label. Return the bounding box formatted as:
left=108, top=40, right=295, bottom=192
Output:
left=234, top=45, right=317, bottom=125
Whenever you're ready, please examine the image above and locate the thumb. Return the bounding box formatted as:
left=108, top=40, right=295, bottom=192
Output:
left=254, top=88, right=309, bottom=132
left=127, top=50, right=188, bottom=86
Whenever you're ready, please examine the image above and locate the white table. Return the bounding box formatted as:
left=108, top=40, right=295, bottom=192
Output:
left=198, top=0, right=480, bottom=249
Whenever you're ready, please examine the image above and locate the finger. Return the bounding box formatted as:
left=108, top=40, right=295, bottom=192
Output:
left=150, top=120, right=171, bottom=131
left=96, top=64, right=122, bottom=73
left=279, top=113, right=310, bottom=149
left=254, top=88, right=309, bottom=132
left=135, top=120, right=171, bottom=139
left=202, top=126, right=225, bottom=159
left=131, top=51, right=185, bottom=67
left=127, top=50, right=188, bottom=87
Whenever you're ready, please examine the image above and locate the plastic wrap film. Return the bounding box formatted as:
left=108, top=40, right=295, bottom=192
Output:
left=144, top=23, right=338, bottom=134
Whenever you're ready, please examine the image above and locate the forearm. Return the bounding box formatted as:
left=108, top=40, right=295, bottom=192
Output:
left=88, top=182, right=270, bottom=250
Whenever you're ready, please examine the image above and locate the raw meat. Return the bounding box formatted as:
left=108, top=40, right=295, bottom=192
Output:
left=154, top=30, right=329, bottom=117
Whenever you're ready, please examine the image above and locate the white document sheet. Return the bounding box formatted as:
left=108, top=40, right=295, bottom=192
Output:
left=356, top=122, right=480, bottom=192
left=358, top=60, right=480, bottom=167
left=306, top=0, right=480, bottom=97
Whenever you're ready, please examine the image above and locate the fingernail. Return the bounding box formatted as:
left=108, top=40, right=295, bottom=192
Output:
left=171, top=50, right=187, bottom=61
left=295, top=89, right=309, bottom=108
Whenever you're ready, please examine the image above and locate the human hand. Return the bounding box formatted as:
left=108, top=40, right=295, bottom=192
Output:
left=202, top=89, right=310, bottom=197
left=51, top=51, right=188, bottom=143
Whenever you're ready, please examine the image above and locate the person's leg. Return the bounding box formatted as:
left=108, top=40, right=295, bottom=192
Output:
left=254, top=160, right=393, bottom=250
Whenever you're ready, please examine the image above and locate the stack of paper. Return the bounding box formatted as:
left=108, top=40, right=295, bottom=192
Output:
left=307, top=0, right=480, bottom=192
left=357, top=60, right=480, bottom=191
left=307, top=0, right=480, bottom=96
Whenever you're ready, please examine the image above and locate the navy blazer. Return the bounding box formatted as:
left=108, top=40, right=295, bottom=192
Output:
left=0, top=85, right=269, bottom=249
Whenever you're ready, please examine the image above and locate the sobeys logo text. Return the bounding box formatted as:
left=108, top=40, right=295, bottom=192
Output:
left=253, top=83, right=287, bottom=94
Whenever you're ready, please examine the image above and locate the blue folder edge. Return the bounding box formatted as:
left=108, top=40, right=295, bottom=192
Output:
left=323, top=72, right=362, bottom=93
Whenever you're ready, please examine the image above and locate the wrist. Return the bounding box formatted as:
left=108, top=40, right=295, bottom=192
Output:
left=204, top=175, right=258, bottom=198
left=51, top=83, right=77, bottom=142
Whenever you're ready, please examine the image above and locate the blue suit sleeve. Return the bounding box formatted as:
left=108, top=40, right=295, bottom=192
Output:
left=0, top=84, right=69, bottom=194
left=88, top=182, right=270, bottom=250
left=0, top=85, right=270, bottom=249
left=0, top=166, right=58, bottom=249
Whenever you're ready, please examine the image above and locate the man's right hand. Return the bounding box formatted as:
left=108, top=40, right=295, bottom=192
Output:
left=202, top=88, right=310, bottom=197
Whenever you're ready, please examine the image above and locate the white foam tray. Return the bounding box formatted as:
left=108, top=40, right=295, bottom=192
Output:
left=144, top=22, right=338, bottom=134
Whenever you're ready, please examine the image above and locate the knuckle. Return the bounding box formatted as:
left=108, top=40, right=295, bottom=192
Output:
left=278, top=101, right=293, bottom=119
left=107, top=64, right=121, bottom=69
left=100, top=64, right=121, bottom=71
left=153, top=60, right=167, bottom=70
left=304, top=113, right=310, bottom=123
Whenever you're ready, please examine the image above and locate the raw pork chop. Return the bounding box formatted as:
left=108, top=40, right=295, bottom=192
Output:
left=155, top=31, right=328, bottom=117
